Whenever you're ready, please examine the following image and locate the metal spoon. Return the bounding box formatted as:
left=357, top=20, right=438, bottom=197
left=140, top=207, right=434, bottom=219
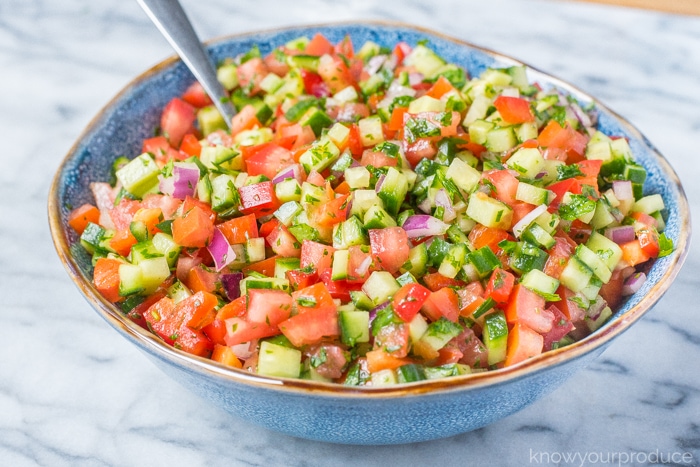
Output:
left=137, top=0, right=236, bottom=127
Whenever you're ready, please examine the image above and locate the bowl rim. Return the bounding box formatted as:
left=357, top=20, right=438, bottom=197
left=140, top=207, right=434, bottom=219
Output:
left=49, top=19, right=691, bottom=398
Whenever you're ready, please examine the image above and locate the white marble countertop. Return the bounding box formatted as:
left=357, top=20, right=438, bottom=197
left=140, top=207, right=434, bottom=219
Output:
left=2, top=0, right=699, bottom=465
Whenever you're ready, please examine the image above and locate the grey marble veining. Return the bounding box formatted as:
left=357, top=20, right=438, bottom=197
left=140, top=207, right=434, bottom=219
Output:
left=1, top=0, right=699, bottom=465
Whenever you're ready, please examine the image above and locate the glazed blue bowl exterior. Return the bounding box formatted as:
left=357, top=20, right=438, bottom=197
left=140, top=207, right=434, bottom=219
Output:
left=49, top=22, right=690, bottom=445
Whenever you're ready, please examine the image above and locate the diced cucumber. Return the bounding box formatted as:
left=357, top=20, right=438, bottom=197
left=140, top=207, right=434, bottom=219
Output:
left=152, top=232, right=181, bottom=267
left=274, top=257, right=301, bottom=279
left=408, top=95, right=445, bottom=113
left=274, top=200, right=303, bottom=226
left=396, top=364, right=427, bottom=383
left=298, top=135, right=341, bottom=174
left=130, top=240, right=162, bottom=265
left=197, top=106, right=227, bottom=136
left=376, top=167, right=409, bottom=217
left=210, top=174, right=239, bottom=213
left=438, top=243, right=468, bottom=279
left=516, top=182, right=553, bottom=206
left=245, top=237, right=266, bottom=263
left=506, top=147, right=545, bottom=179
left=339, top=310, right=370, bottom=346
left=508, top=241, right=548, bottom=275
left=332, top=216, right=369, bottom=249
left=483, top=310, right=508, bottom=366
left=520, top=269, right=560, bottom=296
left=586, top=305, right=612, bottom=333
left=589, top=199, right=616, bottom=229
left=403, top=44, right=446, bottom=78
left=400, top=243, right=429, bottom=277
left=630, top=194, right=665, bottom=215
left=446, top=157, right=481, bottom=194
left=351, top=189, right=384, bottom=218
left=559, top=256, right=593, bottom=293
left=371, top=369, right=398, bottom=385
left=363, top=205, right=397, bottom=229
left=485, top=126, right=517, bottom=153
left=80, top=222, right=108, bottom=255
left=299, top=107, right=334, bottom=137
left=418, top=317, right=463, bottom=352
left=466, top=246, right=501, bottom=279
left=118, top=263, right=145, bottom=296
left=216, top=62, right=239, bottom=90
left=357, top=115, right=385, bottom=147
left=468, top=119, right=495, bottom=145
left=257, top=341, right=302, bottom=378
left=138, top=256, right=171, bottom=294
left=516, top=122, right=538, bottom=142
left=521, top=222, right=556, bottom=250
left=349, top=290, right=374, bottom=311
left=586, top=231, right=623, bottom=271
left=362, top=271, right=400, bottom=306
left=115, top=153, right=160, bottom=198
left=424, top=363, right=470, bottom=379
left=286, top=54, right=320, bottom=72
left=167, top=280, right=192, bottom=303
left=200, top=144, right=239, bottom=171
left=327, top=122, right=351, bottom=148
left=332, top=249, right=350, bottom=281
left=300, top=181, right=328, bottom=206
left=575, top=244, right=612, bottom=283
left=333, top=85, right=359, bottom=103
left=240, top=276, right=290, bottom=294
left=466, top=192, right=513, bottom=230
left=344, top=166, right=371, bottom=189
left=463, top=95, right=492, bottom=127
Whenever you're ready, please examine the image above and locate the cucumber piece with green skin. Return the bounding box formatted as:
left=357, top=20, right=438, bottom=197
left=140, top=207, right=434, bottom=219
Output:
left=331, top=249, right=350, bottom=281
left=349, top=290, right=374, bottom=311
left=466, top=192, right=513, bottom=230
left=483, top=310, right=508, bottom=366
left=575, top=244, right=612, bottom=283
left=400, top=243, right=429, bottom=277
left=396, top=364, right=427, bottom=383
left=559, top=256, right=593, bottom=293
left=299, top=136, right=341, bottom=174
left=520, top=269, right=560, bottom=296
left=585, top=232, right=623, bottom=271
left=418, top=317, right=463, bottom=352
left=257, top=341, right=302, bottom=378
left=339, top=310, right=370, bottom=346
left=377, top=167, right=409, bottom=217
left=438, top=243, right=469, bottom=279
left=362, top=271, right=400, bottom=306
left=521, top=223, right=556, bottom=250
left=274, top=257, right=301, bottom=279
left=115, top=153, right=160, bottom=198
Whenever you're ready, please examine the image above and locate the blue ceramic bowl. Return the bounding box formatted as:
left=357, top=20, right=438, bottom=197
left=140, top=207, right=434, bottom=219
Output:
left=49, top=21, right=690, bottom=445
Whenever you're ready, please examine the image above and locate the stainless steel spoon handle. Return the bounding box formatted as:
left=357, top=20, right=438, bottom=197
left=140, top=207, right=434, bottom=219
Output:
left=137, top=0, right=236, bottom=127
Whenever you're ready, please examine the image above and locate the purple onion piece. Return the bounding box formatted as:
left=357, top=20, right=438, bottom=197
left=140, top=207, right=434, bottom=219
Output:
left=374, top=174, right=386, bottom=193
left=207, top=229, right=237, bottom=272
left=220, top=271, right=244, bottom=301
left=604, top=225, right=636, bottom=244
left=272, top=163, right=303, bottom=185
left=434, top=188, right=456, bottom=222
left=172, top=163, right=200, bottom=200
left=612, top=180, right=633, bottom=201
left=402, top=214, right=449, bottom=238
left=368, top=300, right=391, bottom=326
left=622, top=272, right=646, bottom=296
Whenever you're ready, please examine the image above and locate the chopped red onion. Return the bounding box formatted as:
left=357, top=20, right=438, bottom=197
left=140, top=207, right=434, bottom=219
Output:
left=365, top=55, right=387, bottom=76
left=231, top=340, right=256, bottom=359
left=586, top=296, right=607, bottom=320
left=408, top=72, right=424, bottom=87
left=434, top=189, right=456, bottom=223
left=207, top=229, right=237, bottom=272
left=622, top=272, right=646, bottom=296
left=356, top=255, right=373, bottom=277
left=159, top=162, right=200, bottom=199
left=369, top=300, right=391, bottom=326
left=569, top=102, right=592, bottom=129
left=512, top=204, right=548, bottom=238
left=612, top=180, right=633, bottom=201
left=176, top=255, right=202, bottom=282
left=417, top=197, right=433, bottom=214
left=272, top=163, right=303, bottom=185
left=402, top=214, right=449, bottom=238
left=374, top=174, right=386, bottom=192
left=604, top=225, right=636, bottom=244
left=221, top=271, right=244, bottom=300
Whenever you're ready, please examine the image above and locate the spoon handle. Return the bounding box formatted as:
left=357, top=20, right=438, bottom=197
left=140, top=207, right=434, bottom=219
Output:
left=137, top=0, right=236, bottom=127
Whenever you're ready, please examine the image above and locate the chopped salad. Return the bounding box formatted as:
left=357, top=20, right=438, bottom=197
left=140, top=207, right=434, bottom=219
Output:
left=68, top=33, right=673, bottom=385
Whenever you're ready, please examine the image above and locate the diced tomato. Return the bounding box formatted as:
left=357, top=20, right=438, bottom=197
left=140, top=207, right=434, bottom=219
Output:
left=109, top=228, right=137, bottom=257
left=265, top=223, right=301, bottom=257
left=286, top=268, right=318, bottom=291
left=543, top=234, right=577, bottom=279
left=144, top=295, right=214, bottom=357
left=484, top=268, right=515, bottom=305
left=304, top=32, right=334, bottom=56
left=161, top=97, right=197, bottom=148
left=300, top=69, right=331, bottom=98
left=181, top=81, right=213, bottom=108
left=392, top=283, right=431, bottom=322
left=317, top=54, right=356, bottom=94
left=369, top=227, right=410, bottom=274
left=388, top=106, right=408, bottom=132
left=311, top=193, right=349, bottom=228
left=291, top=282, right=336, bottom=315
left=510, top=201, right=537, bottom=225
left=435, top=346, right=464, bottom=366
left=483, top=169, right=519, bottom=207
left=109, top=198, right=141, bottom=231
left=242, top=255, right=279, bottom=277
left=505, top=284, right=554, bottom=334
left=246, top=289, right=293, bottom=327
left=493, top=95, right=534, bottom=124
left=182, top=195, right=216, bottom=223
left=144, top=297, right=179, bottom=345
left=230, top=104, right=263, bottom=136
left=457, top=281, right=485, bottom=317
left=392, top=42, right=412, bottom=65
left=238, top=181, right=281, bottom=217
left=468, top=224, right=511, bottom=255
left=422, top=272, right=467, bottom=292
left=132, top=207, right=163, bottom=236
left=504, top=322, right=543, bottom=367
left=360, top=149, right=398, bottom=168
left=278, top=122, right=316, bottom=150
left=346, top=124, right=364, bottom=157
left=300, top=240, right=335, bottom=272
left=620, top=239, right=652, bottom=266
left=541, top=305, right=574, bottom=351
left=201, top=319, right=228, bottom=346
left=93, top=257, right=123, bottom=303
left=185, top=265, right=218, bottom=294
left=374, top=322, right=410, bottom=357
left=555, top=285, right=587, bottom=323
left=334, top=35, right=355, bottom=58
left=346, top=245, right=376, bottom=283
left=318, top=268, right=363, bottom=302
left=264, top=47, right=290, bottom=76
left=178, top=291, right=218, bottom=330
left=141, top=193, right=182, bottom=220
left=421, top=287, right=461, bottom=323
left=454, top=327, right=489, bottom=369
left=599, top=267, right=627, bottom=310
left=236, top=57, right=269, bottom=96
left=538, top=120, right=588, bottom=161
left=172, top=205, right=215, bottom=248
left=279, top=306, right=340, bottom=347
left=305, top=343, right=348, bottom=379
left=258, top=217, right=280, bottom=238
left=217, top=213, right=259, bottom=245
left=224, top=317, right=278, bottom=346
left=243, top=142, right=294, bottom=180
left=142, top=136, right=183, bottom=165
left=426, top=75, right=457, bottom=99
left=365, top=348, right=413, bottom=373
left=216, top=295, right=248, bottom=321
left=637, top=227, right=660, bottom=258
left=68, top=203, right=100, bottom=234
left=211, top=344, right=243, bottom=369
